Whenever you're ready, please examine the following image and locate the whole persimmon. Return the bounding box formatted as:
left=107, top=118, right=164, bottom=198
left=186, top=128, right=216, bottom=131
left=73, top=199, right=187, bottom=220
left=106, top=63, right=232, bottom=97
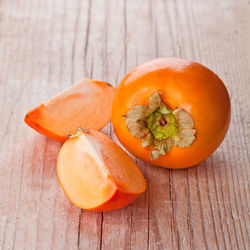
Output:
left=112, top=58, right=231, bottom=169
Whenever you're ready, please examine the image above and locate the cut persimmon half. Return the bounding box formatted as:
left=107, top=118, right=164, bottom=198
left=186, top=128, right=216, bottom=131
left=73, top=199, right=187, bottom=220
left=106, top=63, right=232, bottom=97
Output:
left=57, top=128, right=146, bottom=211
left=25, top=78, right=115, bottom=141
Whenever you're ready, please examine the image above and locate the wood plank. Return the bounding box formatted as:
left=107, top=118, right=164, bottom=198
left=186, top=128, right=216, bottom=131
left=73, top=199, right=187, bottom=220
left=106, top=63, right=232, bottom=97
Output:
left=0, top=0, right=83, bottom=249
left=0, top=0, right=249, bottom=249
left=100, top=1, right=134, bottom=249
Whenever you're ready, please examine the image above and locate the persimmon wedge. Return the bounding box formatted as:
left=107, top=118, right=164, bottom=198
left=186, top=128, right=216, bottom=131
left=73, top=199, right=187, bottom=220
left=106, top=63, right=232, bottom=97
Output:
left=25, top=78, right=115, bottom=141
left=57, top=128, right=146, bottom=211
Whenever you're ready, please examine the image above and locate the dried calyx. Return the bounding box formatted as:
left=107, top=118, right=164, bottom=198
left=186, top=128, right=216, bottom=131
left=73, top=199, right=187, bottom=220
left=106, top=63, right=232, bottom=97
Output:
left=67, top=127, right=89, bottom=138
left=124, top=92, right=196, bottom=160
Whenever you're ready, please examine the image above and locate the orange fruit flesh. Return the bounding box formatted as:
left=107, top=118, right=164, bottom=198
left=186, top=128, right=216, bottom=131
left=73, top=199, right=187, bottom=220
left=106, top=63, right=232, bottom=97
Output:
left=57, top=129, right=146, bottom=211
left=25, top=78, right=115, bottom=142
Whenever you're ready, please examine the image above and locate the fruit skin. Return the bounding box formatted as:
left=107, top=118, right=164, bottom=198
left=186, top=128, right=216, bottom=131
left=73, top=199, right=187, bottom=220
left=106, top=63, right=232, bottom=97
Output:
left=112, top=58, right=231, bottom=169
left=80, top=190, right=141, bottom=212
left=57, top=129, right=146, bottom=211
left=57, top=175, right=141, bottom=212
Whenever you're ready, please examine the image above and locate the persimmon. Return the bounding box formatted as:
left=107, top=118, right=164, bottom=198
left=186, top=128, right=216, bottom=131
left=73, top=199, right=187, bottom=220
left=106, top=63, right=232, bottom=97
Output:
left=25, top=78, right=115, bottom=142
left=112, top=58, right=231, bottom=169
left=57, top=128, right=146, bottom=211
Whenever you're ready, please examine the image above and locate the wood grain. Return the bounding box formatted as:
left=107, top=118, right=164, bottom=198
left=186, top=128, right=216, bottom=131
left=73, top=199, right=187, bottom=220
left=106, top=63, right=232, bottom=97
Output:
left=0, top=0, right=249, bottom=249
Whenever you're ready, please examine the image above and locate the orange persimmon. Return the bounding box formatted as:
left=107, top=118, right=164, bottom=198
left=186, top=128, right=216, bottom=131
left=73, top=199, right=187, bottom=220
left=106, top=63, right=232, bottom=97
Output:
left=112, top=58, right=231, bottom=169
left=57, top=128, right=146, bottom=211
left=25, top=78, right=115, bottom=142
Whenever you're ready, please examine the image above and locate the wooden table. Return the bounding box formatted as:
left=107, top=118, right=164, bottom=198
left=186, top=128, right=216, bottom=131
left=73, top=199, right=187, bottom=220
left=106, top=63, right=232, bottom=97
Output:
left=0, top=0, right=249, bottom=249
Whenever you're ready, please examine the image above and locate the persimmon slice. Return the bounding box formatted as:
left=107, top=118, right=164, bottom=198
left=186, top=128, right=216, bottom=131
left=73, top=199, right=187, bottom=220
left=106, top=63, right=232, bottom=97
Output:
left=57, top=128, right=146, bottom=211
left=25, top=78, right=115, bottom=141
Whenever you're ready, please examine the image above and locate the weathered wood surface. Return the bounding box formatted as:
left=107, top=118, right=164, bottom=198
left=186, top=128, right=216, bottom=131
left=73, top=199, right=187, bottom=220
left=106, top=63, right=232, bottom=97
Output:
left=0, top=0, right=249, bottom=249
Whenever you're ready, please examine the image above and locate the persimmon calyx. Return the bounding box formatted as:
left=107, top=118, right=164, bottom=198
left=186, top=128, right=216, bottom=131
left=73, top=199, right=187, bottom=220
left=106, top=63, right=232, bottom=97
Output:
left=124, top=92, right=196, bottom=160
left=67, top=127, right=89, bottom=138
